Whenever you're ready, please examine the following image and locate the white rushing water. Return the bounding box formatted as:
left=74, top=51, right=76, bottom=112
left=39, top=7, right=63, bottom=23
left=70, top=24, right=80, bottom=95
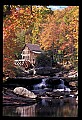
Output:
left=33, top=78, right=47, bottom=90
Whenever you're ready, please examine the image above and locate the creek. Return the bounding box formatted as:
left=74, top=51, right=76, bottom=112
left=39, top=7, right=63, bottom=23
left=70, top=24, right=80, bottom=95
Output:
left=3, top=97, right=78, bottom=117
left=3, top=75, right=78, bottom=117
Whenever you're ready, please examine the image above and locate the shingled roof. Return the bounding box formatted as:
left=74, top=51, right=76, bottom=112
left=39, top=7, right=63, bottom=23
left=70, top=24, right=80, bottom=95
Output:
left=25, top=43, right=42, bottom=52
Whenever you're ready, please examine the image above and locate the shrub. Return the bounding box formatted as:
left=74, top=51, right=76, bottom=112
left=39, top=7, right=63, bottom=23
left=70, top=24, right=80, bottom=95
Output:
left=35, top=53, right=52, bottom=67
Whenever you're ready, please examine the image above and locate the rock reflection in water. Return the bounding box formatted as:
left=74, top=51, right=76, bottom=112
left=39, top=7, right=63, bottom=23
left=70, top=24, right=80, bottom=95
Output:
left=57, top=104, right=78, bottom=117
left=16, top=103, right=37, bottom=117
left=3, top=97, right=78, bottom=117
left=36, top=98, right=78, bottom=117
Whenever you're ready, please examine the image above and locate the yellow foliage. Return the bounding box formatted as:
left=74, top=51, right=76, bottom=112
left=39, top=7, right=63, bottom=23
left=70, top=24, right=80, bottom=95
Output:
left=19, top=9, right=24, bottom=14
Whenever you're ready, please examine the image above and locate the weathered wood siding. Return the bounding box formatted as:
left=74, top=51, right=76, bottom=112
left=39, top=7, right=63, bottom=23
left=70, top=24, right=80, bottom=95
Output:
left=21, top=46, right=39, bottom=64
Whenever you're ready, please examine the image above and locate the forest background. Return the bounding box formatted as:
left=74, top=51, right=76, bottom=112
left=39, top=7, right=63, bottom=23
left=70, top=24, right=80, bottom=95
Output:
left=3, top=5, right=79, bottom=78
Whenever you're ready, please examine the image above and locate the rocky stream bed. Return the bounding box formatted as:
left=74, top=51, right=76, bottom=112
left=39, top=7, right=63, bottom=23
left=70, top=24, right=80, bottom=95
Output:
left=3, top=66, right=78, bottom=107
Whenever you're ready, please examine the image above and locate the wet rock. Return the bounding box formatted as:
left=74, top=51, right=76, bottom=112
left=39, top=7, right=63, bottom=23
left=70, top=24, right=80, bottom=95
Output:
left=55, top=71, right=64, bottom=77
left=70, top=87, right=78, bottom=91
left=46, top=91, right=64, bottom=98
left=44, top=88, right=52, bottom=92
left=31, top=89, right=46, bottom=95
left=63, top=69, right=78, bottom=78
left=46, top=77, right=60, bottom=86
left=64, top=92, right=70, bottom=97
left=31, top=88, right=52, bottom=97
left=57, top=84, right=65, bottom=89
left=35, top=67, right=60, bottom=76
left=74, top=90, right=78, bottom=97
left=69, top=81, right=78, bottom=92
left=69, top=81, right=78, bottom=87
left=3, top=76, right=43, bottom=88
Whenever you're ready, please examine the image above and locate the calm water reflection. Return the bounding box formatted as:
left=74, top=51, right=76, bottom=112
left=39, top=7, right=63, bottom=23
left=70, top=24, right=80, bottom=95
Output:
left=3, top=98, right=78, bottom=117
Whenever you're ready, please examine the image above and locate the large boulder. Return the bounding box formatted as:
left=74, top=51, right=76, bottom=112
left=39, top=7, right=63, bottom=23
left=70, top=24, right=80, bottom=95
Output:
left=13, top=87, right=37, bottom=98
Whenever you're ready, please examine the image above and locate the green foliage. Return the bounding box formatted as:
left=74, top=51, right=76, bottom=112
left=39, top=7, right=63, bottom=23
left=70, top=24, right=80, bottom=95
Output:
left=35, top=53, right=52, bottom=67
left=12, top=66, right=25, bottom=77
left=14, top=29, right=26, bottom=59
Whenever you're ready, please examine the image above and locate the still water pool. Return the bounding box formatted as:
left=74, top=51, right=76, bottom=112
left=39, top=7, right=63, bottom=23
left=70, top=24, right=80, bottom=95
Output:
left=3, top=97, right=78, bottom=117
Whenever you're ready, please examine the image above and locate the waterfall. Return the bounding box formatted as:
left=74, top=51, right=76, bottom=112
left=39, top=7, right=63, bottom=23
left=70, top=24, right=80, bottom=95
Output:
left=40, top=78, right=47, bottom=86
left=32, top=64, right=36, bottom=75
left=33, top=78, right=47, bottom=90
left=57, top=79, right=71, bottom=92
left=60, top=79, right=64, bottom=84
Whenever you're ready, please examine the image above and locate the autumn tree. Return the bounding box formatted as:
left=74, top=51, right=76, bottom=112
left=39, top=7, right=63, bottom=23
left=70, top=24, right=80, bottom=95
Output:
left=39, top=6, right=79, bottom=67
left=3, top=5, right=34, bottom=77
left=3, top=5, right=79, bottom=77
left=3, top=5, right=53, bottom=77
left=60, top=6, right=79, bottom=67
